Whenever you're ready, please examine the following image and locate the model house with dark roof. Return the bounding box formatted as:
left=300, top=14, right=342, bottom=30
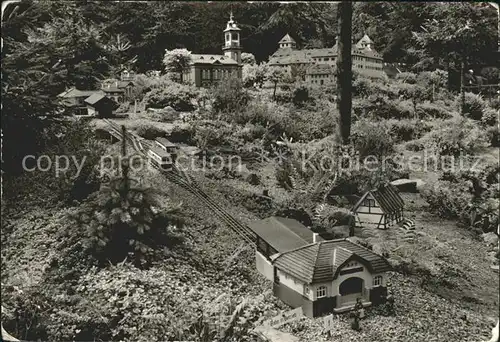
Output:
left=272, top=239, right=392, bottom=317
left=101, top=79, right=136, bottom=102
left=57, top=88, right=104, bottom=108
left=269, top=33, right=385, bottom=81
left=84, top=93, right=118, bottom=117
left=351, top=183, right=404, bottom=229
left=248, top=216, right=323, bottom=281
left=182, top=13, right=242, bottom=87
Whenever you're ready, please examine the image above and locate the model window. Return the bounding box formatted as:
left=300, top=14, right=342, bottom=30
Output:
left=316, top=286, right=327, bottom=298
left=363, top=198, right=375, bottom=207
left=304, top=285, right=310, bottom=295
left=373, top=275, right=382, bottom=287
left=232, top=32, right=238, bottom=40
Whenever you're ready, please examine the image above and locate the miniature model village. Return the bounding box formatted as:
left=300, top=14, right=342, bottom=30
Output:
left=2, top=2, right=499, bottom=342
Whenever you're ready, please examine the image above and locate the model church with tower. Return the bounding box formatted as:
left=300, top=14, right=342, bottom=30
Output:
left=183, top=12, right=243, bottom=87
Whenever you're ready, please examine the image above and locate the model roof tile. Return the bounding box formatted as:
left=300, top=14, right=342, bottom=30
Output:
left=57, top=87, right=103, bottom=98
left=248, top=216, right=322, bottom=253
left=273, top=239, right=392, bottom=284
left=352, top=183, right=404, bottom=213
left=279, top=34, right=296, bottom=44
left=191, top=54, right=238, bottom=65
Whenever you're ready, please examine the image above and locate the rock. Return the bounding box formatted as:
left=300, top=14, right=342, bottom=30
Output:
left=235, top=163, right=251, bottom=177
left=486, top=251, right=498, bottom=264
left=482, top=232, right=499, bottom=247
left=390, top=179, right=418, bottom=193
left=163, top=105, right=176, bottom=113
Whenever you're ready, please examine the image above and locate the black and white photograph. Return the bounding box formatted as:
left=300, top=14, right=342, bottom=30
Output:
left=1, top=1, right=499, bottom=341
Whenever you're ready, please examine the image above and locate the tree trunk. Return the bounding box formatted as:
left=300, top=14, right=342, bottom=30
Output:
left=121, top=125, right=129, bottom=194
left=273, top=82, right=277, bottom=100
left=336, top=1, right=353, bottom=145
left=460, top=53, right=466, bottom=115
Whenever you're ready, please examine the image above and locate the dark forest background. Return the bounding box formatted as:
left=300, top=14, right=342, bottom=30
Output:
left=2, top=1, right=498, bottom=173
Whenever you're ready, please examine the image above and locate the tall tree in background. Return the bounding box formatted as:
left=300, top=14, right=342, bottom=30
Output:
left=412, top=3, right=497, bottom=91
left=336, top=1, right=353, bottom=145
left=163, top=49, right=192, bottom=83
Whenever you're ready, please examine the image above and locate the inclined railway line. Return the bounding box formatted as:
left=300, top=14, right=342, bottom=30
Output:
left=102, top=120, right=256, bottom=246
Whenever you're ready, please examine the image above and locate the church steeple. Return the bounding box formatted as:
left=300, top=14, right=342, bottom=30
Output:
left=222, top=12, right=242, bottom=64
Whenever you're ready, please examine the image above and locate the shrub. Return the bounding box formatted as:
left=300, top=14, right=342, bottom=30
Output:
left=395, top=72, right=417, bottom=84
left=353, top=76, right=371, bottom=98
left=480, top=66, right=499, bottom=84
left=458, top=92, right=487, bottom=120
left=169, top=124, right=195, bottom=144
left=405, top=139, right=425, bottom=152
left=274, top=89, right=293, bottom=104
left=422, top=170, right=499, bottom=237
left=416, top=102, right=452, bottom=119
left=351, top=119, right=395, bottom=158
left=135, top=124, right=166, bottom=140
left=234, top=123, right=267, bottom=142
left=158, top=108, right=180, bottom=122
left=292, top=83, right=311, bottom=107
left=487, top=126, right=499, bottom=147
left=242, top=63, right=267, bottom=88
left=143, top=81, right=198, bottom=112
left=386, top=119, right=432, bottom=142
left=481, top=108, right=499, bottom=126
left=490, top=97, right=500, bottom=110
left=353, top=96, right=413, bottom=120
left=192, top=121, right=234, bottom=149
left=425, top=117, right=488, bottom=156
left=212, top=77, right=250, bottom=114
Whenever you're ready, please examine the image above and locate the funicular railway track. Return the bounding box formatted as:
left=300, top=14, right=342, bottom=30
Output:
left=103, top=120, right=256, bottom=246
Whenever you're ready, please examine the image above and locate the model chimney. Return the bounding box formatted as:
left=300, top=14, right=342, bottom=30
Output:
left=332, top=248, right=337, bottom=265
left=313, top=233, right=319, bottom=243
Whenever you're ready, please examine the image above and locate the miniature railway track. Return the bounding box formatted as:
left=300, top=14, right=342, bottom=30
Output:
left=103, top=120, right=256, bottom=246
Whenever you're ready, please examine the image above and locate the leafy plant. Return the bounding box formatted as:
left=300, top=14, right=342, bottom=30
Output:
left=211, top=77, right=250, bottom=114
left=143, top=81, right=198, bottom=111
left=458, top=92, right=487, bottom=120
left=425, top=117, right=488, bottom=156
left=351, top=119, right=395, bottom=158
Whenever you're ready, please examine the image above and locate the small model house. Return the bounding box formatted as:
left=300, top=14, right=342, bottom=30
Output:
left=57, top=88, right=104, bottom=115
left=351, top=183, right=404, bottom=229
left=84, top=94, right=118, bottom=118
left=248, top=216, right=323, bottom=281
left=272, top=239, right=392, bottom=317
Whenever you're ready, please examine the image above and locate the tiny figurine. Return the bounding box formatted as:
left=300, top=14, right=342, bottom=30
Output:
left=350, top=299, right=362, bottom=331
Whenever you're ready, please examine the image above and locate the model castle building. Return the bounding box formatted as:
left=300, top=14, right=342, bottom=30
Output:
left=269, top=33, right=385, bottom=85
left=183, top=12, right=243, bottom=87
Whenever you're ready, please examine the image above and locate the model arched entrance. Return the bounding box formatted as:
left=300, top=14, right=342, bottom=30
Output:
left=339, top=277, right=363, bottom=295
left=338, top=277, right=365, bottom=307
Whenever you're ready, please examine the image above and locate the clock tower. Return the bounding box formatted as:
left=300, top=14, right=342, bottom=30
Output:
left=222, top=12, right=242, bottom=64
